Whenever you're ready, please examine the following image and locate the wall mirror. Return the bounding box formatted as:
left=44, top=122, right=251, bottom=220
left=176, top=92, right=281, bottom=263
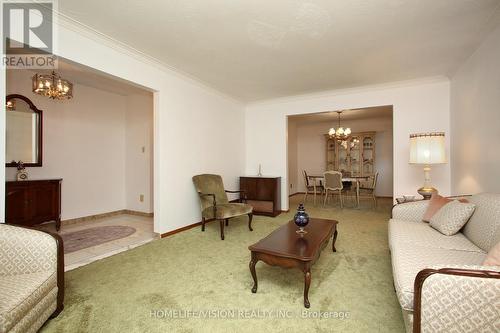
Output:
left=6, top=94, right=43, bottom=167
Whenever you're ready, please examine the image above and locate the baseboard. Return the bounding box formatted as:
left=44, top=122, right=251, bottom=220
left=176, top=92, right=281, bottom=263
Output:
left=123, top=209, right=154, bottom=217
left=290, top=192, right=392, bottom=200
left=160, top=220, right=207, bottom=238
left=62, top=209, right=153, bottom=226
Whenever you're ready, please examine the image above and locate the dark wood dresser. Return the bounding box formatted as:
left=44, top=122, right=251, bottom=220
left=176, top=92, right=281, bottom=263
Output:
left=240, top=176, right=281, bottom=217
left=6, top=179, right=62, bottom=230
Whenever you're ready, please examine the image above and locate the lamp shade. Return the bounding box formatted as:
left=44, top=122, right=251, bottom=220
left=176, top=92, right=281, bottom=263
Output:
left=409, top=132, right=446, bottom=164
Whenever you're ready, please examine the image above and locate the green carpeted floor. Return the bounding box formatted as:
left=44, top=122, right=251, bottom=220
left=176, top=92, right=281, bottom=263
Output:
left=41, top=196, right=404, bottom=333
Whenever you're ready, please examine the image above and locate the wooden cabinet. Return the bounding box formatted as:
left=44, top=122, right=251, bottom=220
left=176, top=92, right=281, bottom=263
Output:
left=6, top=179, right=62, bottom=230
left=325, top=132, right=376, bottom=177
left=240, top=176, right=281, bottom=217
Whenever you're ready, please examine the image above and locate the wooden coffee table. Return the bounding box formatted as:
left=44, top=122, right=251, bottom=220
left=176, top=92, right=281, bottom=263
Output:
left=248, top=218, right=338, bottom=308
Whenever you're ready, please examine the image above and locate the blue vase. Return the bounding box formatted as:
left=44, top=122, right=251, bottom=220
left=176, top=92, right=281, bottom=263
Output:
left=294, top=203, right=309, bottom=234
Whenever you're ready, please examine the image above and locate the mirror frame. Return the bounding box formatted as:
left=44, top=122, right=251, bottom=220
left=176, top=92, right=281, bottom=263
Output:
left=6, top=94, right=43, bottom=167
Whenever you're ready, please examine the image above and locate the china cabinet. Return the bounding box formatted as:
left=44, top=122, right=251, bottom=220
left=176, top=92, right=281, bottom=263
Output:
left=325, top=132, right=376, bottom=177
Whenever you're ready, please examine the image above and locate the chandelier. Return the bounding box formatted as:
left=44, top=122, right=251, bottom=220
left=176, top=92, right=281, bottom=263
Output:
left=328, top=111, right=351, bottom=141
left=32, top=71, right=73, bottom=100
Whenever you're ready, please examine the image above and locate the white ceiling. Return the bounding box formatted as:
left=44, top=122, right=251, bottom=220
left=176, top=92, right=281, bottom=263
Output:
left=58, top=0, right=500, bottom=102
left=289, top=105, right=393, bottom=124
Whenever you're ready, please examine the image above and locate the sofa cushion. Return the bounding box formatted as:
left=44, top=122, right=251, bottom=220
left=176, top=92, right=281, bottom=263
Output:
left=429, top=200, right=476, bottom=236
left=388, top=219, right=484, bottom=253
left=463, top=193, right=500, bottom=252
left=0, top=271, right=57, bottom=333
left=483, top=242, right=500, bottom=266
left=422, top=193, right=469, bottom=222
left=391, top=243, right=486, bottom=311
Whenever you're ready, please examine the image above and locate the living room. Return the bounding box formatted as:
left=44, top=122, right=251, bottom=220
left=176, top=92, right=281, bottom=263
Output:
left=1, top=1, right=499, bottom=333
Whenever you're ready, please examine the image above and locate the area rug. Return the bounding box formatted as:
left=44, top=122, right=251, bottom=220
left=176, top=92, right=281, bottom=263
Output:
left=43, top=197, right=404, bottom=332
left=61, top=225, right=136, bottom=253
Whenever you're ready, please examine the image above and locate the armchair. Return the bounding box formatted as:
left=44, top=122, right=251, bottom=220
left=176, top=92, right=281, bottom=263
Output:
left=192, top=174, right=253, bottom=240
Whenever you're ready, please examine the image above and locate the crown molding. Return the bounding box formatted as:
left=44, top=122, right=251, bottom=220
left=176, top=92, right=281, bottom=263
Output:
left=52, top=12, right=243, bottom=105
left=246, top=76, right=450, bottom=108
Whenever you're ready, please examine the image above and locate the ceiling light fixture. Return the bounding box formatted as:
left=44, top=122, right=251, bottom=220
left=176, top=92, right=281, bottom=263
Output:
left=328, top=111, right=351, bottom=141
left=32, top=71, right=73, bottom=100
left=6, top=100, right=15, bottom=111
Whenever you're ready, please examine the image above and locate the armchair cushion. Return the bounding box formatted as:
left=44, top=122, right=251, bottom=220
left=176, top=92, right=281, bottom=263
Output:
left=202, top=203, right=252, bottom=220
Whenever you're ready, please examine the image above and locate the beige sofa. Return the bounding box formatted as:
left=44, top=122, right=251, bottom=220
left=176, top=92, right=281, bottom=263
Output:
left=0, top=224, right=64, bottom=333
left=389, top=193, right=500, bottom=333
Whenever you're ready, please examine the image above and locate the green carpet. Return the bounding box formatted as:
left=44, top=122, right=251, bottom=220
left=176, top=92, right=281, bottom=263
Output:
left=41, top=196, right=404, bottom=332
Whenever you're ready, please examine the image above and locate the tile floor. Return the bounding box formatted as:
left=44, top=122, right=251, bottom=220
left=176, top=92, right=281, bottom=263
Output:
left=41, top=214, right=159, bottom=271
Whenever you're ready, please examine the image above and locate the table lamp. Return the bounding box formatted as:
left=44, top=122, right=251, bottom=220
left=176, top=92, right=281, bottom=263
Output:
left=409, top=132, right=446, bottom=199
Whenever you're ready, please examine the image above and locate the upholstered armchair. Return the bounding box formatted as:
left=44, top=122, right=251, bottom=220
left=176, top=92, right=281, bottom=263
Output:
left=192, top=174, right=253, bottom=240
left=0, top=224, right=64, bottom=333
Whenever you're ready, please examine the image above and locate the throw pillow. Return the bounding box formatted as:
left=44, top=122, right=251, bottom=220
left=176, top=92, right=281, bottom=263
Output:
left=429, top=200, right=476, bottom=236
left=483, top=242, right=500, bottom=266
left=422, top=193, right=469, bottom=222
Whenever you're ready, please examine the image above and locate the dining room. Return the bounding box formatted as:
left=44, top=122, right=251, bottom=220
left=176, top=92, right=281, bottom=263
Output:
left=287, top=106, right=394, bottom=209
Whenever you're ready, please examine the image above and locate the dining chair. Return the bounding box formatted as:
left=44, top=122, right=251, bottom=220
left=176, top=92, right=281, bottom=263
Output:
left=359, top=172, right=379, bottom=208
left=323, top=171, right=344, bottom=208
left=302, top=170, right=324, bottom=205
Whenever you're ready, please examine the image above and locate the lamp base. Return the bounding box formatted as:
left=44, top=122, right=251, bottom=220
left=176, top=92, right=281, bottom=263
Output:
left=417, top=187, right=437, bottom=200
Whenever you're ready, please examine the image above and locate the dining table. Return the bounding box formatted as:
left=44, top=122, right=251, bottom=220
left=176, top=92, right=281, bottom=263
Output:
left=308, top=174, right=369, bottom=207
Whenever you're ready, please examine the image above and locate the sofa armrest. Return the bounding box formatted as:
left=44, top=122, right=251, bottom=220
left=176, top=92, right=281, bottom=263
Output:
left=391, top=201, right=429, bottom=222
left=0, top=224, right=58, bottom=275
left=0, top=224, right=65, bottom=316
left=413, top=266, right=500, bottom=333
left=39, top=228, right=65, bottom=317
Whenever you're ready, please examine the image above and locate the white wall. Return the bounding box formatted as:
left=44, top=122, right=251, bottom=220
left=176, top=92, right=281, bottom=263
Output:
left=1, top=17, right=245, bottom=232
left=287, top=120, right=298, bottom=195
left=246, top=78, right=451, bottom=210
left=18, top=17, right=245, bottom=234
left=125, top=94, right=154, bottom=213
left=289, top=117, right=393, bottom=197
left=450, top=24, right=500, bottom=195
left=6, top=70, right=129, bottom=220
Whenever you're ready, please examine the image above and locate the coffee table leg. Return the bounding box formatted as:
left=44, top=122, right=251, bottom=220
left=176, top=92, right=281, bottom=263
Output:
left=332, top=229, right=338, bottom=252
left=250, top=253, right=258, bottom=293
left=304, top=267, right=311, bottom=308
